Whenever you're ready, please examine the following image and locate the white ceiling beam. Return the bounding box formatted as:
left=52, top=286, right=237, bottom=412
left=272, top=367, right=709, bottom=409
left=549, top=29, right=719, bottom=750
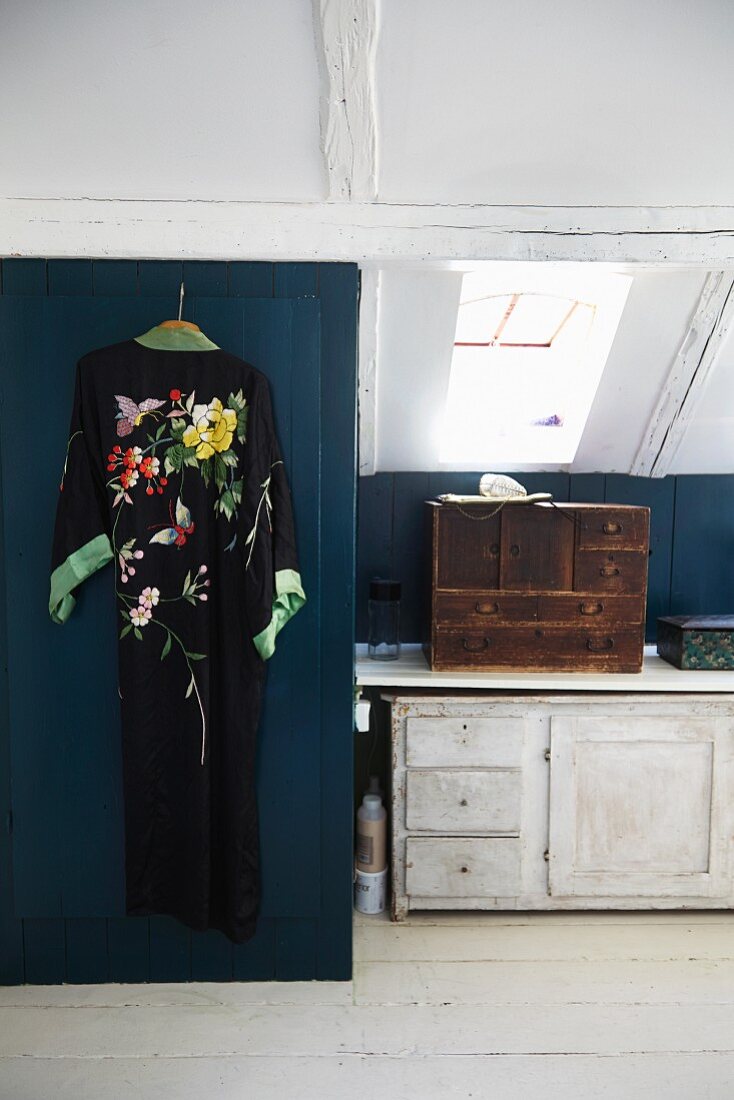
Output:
left=631, top=271, right=734, bottom=477
left=3, top=200, right=734, bottom=264
left=312, top=0, right=379, bottom=201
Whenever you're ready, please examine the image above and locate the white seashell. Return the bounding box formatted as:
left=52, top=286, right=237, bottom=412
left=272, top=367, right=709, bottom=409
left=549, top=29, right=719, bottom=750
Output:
left=479, top=473, right=527, bottom=499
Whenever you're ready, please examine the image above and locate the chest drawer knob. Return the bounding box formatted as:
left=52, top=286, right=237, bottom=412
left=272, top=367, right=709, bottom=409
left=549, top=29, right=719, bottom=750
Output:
left=462, top=637, right=490, bottom=652
left=510, top=544, right=520, bottom=557
left=586, top=637, right=615, bottom=652
left=460, top=798, right=468, bottom=806
left=474, top=600, right=500, bottom=615
left=599, top=565, right=621, bottom=577
left=579, top=601, right=604, bottom=615
left=602, top=521, right=623, bottom=534
left=460, top=865, right=469, bottom=873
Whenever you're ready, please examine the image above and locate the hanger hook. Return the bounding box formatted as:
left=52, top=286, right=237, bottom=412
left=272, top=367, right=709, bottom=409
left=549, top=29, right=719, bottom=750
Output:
left=178, top=281, right=185, bottom=322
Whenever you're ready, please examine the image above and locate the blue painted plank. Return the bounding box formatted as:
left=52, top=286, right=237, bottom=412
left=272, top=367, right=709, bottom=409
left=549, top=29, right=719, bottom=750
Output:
left=274, top=263, right=318, bottom=299
left=149, top=917, right=191, bottom=982
left=391, top=473, right=431, bottom=643
left=92, top=261, right=138, bottom=296
left=279, top=300, right=322, bottom=917
left=356, top=474, right=394, bottom=641
left=47, top=260, right=93, bottom=296
left=1, top=259, right=47, bottom=295
left=229, top=263, right=274, bottom=298
left=670, top=476, right=734, bottom=617
left=232, top=917, right=276, bottom=980
left=182, top=262, right=228, bottom=297
left=569, top=473, right=606, bottom=502
left=190, top=930, right=233, bottom=981
left=65, top=919, right=108, bottom=983
left=606, top=474, right=675, bottom=641
left=23, top=919, right=66, bottom=984
left=315, top=263, right=358, bottom=981
left=138, top=261, right=184, bottom=297
left=0, top=398, right=23, bottom=983
left=275, top=918, right=317, bottom=981
left=107, top=918, right=150, bottom=982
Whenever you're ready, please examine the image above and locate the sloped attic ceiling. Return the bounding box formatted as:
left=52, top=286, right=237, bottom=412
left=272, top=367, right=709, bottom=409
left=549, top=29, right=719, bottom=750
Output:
left=368, top=265, right=733, bottom=475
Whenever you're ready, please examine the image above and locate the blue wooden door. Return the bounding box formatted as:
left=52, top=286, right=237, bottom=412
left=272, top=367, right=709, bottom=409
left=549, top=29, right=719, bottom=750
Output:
left=0, top=260, right=357, bottom=982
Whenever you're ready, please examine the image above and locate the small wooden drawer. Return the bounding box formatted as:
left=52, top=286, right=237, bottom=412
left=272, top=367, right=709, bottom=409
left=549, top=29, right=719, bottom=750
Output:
left=576, top=507, right=649, bottom=550
left=432, top=626, right=644, bottom=671
left=406, top=716, right=526, bottom=768
left=405, top=837, right=522, bottom=898
left=406, top=769, right=522, bottom=833
left=435, top=592, right=538, bottom=625
left=574, top=550, right=648, bottom=594
left=538, top=594, right=644, bottom=625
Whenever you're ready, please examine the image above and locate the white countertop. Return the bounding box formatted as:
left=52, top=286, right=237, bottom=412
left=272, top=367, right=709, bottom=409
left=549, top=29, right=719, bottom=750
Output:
left=355, top=644, right=734, bottom=693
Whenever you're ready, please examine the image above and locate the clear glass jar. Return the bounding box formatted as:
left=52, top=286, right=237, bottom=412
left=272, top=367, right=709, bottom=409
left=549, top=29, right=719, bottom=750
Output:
left=368, top=578, right=401, bottom=661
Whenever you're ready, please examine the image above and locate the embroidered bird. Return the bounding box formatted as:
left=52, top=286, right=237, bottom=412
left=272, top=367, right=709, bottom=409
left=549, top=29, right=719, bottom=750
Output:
left=114, top=395, right=166, bottom=437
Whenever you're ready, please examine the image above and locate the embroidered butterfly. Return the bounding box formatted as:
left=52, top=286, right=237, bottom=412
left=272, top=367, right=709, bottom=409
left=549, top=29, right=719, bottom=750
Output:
left=114, top=395, right=166, bottom=437
left=149, top=497, right=196, bottom=548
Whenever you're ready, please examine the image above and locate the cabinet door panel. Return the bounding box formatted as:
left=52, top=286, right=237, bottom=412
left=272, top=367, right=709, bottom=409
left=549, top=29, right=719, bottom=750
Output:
left=436, top=508, right=501, bottom=589
left=549, top=716, right=734, bottom=899
left=406, top=769, right=521, bottom=833
left=405, top=837, right=521, bottom=897
left=500, top=507, right=574, bottom=591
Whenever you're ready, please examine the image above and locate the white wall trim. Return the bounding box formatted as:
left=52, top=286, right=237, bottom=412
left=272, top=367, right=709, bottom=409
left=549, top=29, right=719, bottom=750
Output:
left=631, top=272, right=734, bottom=477
left=3, top=200, right=734, bottom=263
left=312, top=0, right=379, bottom=201
left=358, top=267, right=380, bottom=475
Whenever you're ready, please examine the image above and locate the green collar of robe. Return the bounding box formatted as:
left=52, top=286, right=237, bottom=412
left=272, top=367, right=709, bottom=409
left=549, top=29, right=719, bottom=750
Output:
left=134, top=325, right=220, bottom=351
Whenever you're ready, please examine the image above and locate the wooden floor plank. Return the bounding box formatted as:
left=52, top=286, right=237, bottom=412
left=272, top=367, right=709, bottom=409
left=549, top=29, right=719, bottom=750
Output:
left=354, top=958, right=734, bottom=1006
left=1, top=1003, right=733, bottom=1058
left=1, top=1053, right=733, bottom=1100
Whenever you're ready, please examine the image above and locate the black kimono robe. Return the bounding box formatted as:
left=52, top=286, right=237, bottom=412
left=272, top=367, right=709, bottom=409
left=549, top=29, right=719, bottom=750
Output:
left=49, top=323, right=305, bottom=943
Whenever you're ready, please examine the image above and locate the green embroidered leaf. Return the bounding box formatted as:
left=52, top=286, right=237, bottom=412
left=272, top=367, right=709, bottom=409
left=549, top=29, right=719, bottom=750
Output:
left=134, top=627, right=143, bottom=642
left=119, top=624, right=133, bottom=639
left=231, top=479, right=243, bottom=505
left=164, top=443, right=184, bottom=475
left=155, top=423, right=166, bottom=440
left=183, top=570, right=191, bottom=594
left=220, top=449, right=238, bottom=468
left=186, top=652, right=207, bottom=661
left=185, top=675, right=195, bottom=699
left=184, top=594, right=198, bottom=606
left=227, top=388, right=246, bottom=412
left=219, top=490, right=235, bottom=521
left=160, top=634, right=172, bottom=661
left=214, top=453, right=227, bottom=491
left=182, top=445, right=198, bottom=468
left=185, top=390, right=196, bottom=414
left=169, top=417, right=187, bottom=442
left=146, top=433, right=155, bottom=444
left=236, top=406, right=249, bottom=443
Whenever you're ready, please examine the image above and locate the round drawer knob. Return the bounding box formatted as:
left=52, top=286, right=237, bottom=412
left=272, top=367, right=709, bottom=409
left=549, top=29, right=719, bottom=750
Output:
left=460, top=865, right=469, bottom=873
left=460, top=798, right=468, bottom=807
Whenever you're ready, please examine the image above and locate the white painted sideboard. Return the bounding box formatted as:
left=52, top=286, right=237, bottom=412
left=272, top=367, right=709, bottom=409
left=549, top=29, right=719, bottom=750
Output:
left=356, top=646, right=734, bottom=921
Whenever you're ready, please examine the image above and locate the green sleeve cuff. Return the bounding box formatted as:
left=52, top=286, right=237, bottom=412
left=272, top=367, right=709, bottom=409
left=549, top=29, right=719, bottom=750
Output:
left=49, top=533, right=114, bottom=624
left=253, top=569, right=306, bottom=660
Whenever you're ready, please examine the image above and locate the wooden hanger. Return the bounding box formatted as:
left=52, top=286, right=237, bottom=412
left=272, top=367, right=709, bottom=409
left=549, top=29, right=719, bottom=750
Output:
left=159, top=282, right=201, bottom=332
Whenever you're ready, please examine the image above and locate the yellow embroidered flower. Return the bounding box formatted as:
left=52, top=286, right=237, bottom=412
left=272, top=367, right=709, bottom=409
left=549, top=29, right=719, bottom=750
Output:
left=182, top=398, right=237, bottom=460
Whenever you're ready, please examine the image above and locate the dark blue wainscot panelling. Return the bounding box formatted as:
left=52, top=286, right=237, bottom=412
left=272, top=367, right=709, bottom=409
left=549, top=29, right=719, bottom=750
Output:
left=0, top=260, right=358, bottom=984
left=357, top=472, right=734, bottom=643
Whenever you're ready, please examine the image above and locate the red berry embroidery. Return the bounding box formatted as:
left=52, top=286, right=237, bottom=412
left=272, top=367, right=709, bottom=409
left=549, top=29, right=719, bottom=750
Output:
left=146, top=486, right=154, bottom=496
left=170, top=388, right=181, bottom=401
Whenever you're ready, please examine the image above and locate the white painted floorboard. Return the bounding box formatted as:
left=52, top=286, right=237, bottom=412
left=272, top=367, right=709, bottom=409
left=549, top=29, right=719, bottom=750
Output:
left=2, top=910, right=734, bottom=1099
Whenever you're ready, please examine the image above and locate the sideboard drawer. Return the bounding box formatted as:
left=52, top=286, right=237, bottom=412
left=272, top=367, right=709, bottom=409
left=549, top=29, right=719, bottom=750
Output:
left=406, top=716, right=526, bottom=768
left=406, top=769, right=522, bottom=833
left=405, top=837, right=522, bottom=898
left=432, top=626, right=643, bottom=671
left=574, top=549, right=648, bottom=594
left=538, top=593, right=644, bottom=624
left=576, top=507, right=649, bottom=550
left=435, top=591, right=538, bottom=625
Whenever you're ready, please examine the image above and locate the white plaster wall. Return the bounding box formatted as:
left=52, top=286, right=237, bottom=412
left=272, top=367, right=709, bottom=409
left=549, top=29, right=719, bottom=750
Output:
left=377, top=0, right=734, bottom=206
left=0, top=0, right=324, bottom=201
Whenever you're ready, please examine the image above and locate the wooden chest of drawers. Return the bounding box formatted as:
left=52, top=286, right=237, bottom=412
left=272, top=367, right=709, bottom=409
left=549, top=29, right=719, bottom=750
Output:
left=424, top=501, right=650, bottom=672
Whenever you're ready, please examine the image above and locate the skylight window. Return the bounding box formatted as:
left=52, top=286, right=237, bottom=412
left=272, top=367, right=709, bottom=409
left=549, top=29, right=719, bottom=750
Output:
left=440, top=264, right=632, bottom=467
